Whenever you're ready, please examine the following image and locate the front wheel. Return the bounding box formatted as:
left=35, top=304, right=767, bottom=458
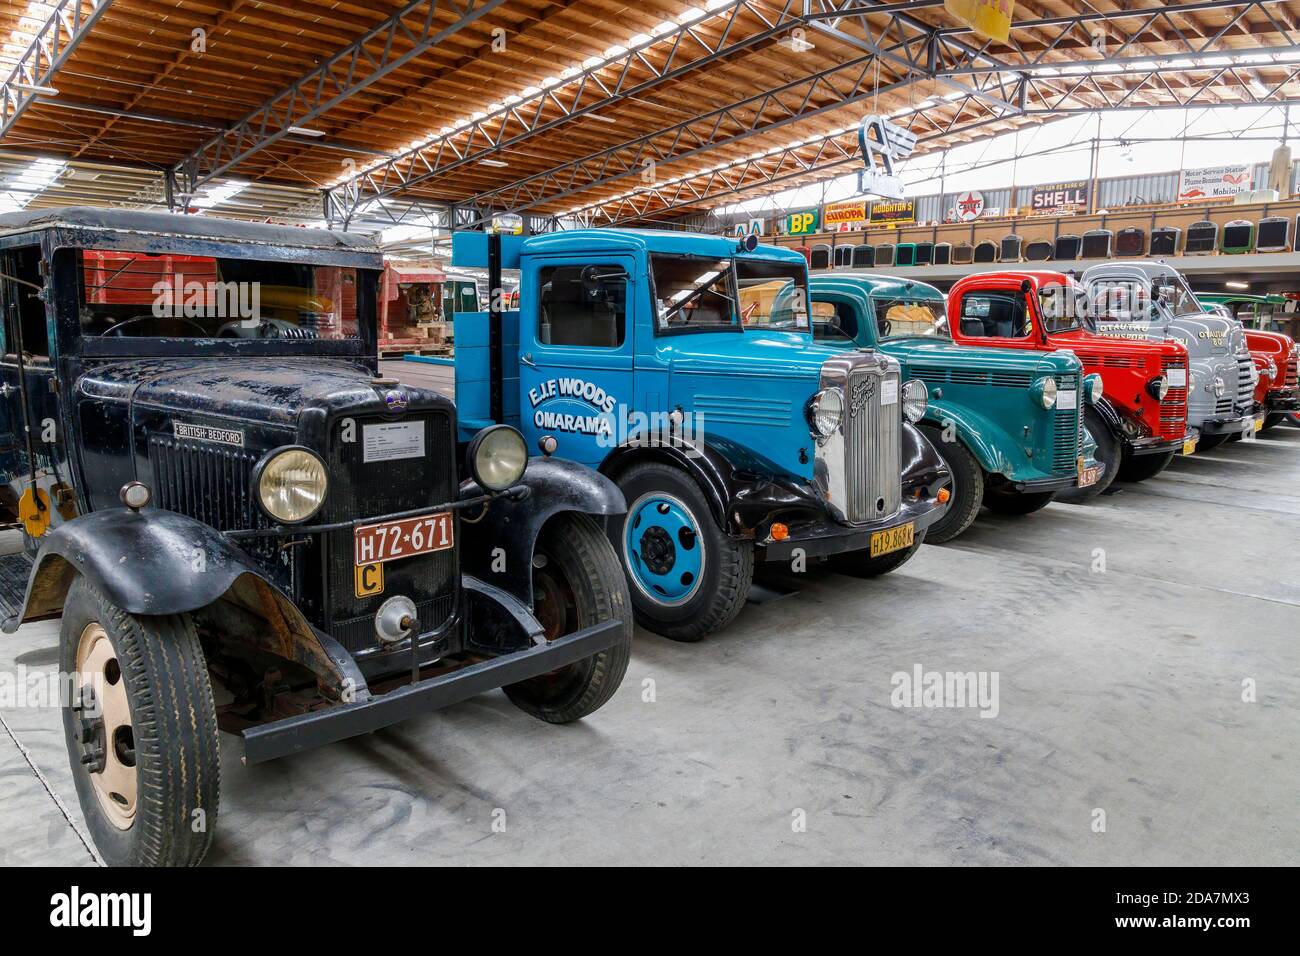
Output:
left=504, top=513, right=632, bottom=723
left=918, top=424, right=983, bottom=543
left=982, top=486, right=1055, bottom=515
left=1262, top=413, right=1287, bottom=432
left=830, top=532, right=925, bottom=578
left=1055, top=408, right=1118, bottom=504
left=60, top=577, right=220, bottom=867
left=1117, top=449, right=1175, bottom=482
left=611, top=461, right=753, bottom=642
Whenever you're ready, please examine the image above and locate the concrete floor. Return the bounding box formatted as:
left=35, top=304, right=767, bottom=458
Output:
left=2, top=425, right=1297, bottom=866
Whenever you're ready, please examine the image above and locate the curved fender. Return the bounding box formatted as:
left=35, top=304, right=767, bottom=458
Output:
left=459, top=456, right=625, bottom=607
left=5, top=508, right=364, bottom=701
left=1089, top=395, right=1126, bottom=439
left=921, top=402, right=1025, bottom=479
left=902, top=420, right=951, bottom=494
left=6, top=508, right=269, bottom=630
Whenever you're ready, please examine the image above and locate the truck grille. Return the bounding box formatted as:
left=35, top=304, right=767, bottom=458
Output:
left=1285, top=355, right=1298, bottom=389
left=1051, top=374, right=1079, bottom=475
left=323, top=411, right=458, bottom=654
left=1159, top=355, right=1188, bottom=440
left=1234, top=349, right=1255, bottom=411
left=844, top=366, right=901, bottom=522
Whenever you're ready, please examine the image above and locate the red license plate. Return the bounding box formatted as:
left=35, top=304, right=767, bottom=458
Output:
left=354, top=512, right=453, bottom=566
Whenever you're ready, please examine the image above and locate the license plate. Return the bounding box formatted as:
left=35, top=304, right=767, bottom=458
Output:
left=1077, top=457, right=1102, bottom=487
left=1254, top=415, right=1265, bottom=432
left=870, top=522, right=914, bottom=558
left=355, top=511, right=453, bottom=566
left=1182, top=438, right=1198, bottom=456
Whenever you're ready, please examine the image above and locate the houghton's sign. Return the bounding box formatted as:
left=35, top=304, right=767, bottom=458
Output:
left=1030, top=180, right=1089, bottom=215
left=869, top=200, right=915, bottom=226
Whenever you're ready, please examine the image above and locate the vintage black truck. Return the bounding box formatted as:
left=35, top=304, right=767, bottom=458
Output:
left=0, top=208, right=632, bottom=866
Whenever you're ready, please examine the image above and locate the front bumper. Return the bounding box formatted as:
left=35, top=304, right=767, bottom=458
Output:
left=1125, top=434, right=1185, bottom=457
left=761, top=490, right=949, bottom=562
left=1265, top=389, right=1300, bottom=412
left=1199, top=413, right=1255, bottom=436
left=240, top=617, right=625, bottom=764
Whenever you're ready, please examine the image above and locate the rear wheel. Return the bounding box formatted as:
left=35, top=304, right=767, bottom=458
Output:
left=982, top=486, right=1055, bottom=515
left=1262, top=413, right=1287, bottom=431
left=1197, top=432, right=1230, bottom=451
left=60, top=577, right=220, bottom=867
left=918, top=424, right=983, bottom=543
left=1117, top=449, right=1175, bottom=482
left=504, top=513, right=631, bottom=723
left=830, top=532, right=925, bottom=578
left=1055, top=408, right=1118, bottom=504
left=610, top=462, right=753, bottom=642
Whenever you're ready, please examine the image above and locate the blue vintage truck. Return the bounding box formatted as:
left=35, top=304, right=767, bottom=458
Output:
left=451, top=229, right=950, bottom=641
left=796, top=275, right=1102, bottom=541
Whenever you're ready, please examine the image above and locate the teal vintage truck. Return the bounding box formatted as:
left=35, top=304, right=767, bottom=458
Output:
left=803, top=275, right=1102, bottom=542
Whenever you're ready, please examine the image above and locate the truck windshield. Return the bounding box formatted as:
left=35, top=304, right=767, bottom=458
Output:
left=1086, top=279, right=1159, bottom=330
left=650, top=254, right=736, bottom=332
left=76, top=249, right=361, bottom=340
left=876, top=298, right=948, bottom=340
left=736, top=260, right=809, bottom=332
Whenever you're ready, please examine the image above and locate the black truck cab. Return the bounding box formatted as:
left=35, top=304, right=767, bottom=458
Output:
left=0, top=207, right=631, bottom=867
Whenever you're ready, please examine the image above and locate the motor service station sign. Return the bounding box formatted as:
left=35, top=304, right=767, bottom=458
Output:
left=869, top=199, right=915, bottom=226
left=1177, top=164, right=1251, bottom=202
left=1030, top=180, right=1089, bottom=215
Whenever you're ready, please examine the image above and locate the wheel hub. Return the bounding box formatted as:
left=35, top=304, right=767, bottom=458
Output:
left=639, top=525, right=676, bottom=575
left=623, top=492, right=706, bottom=606
left=74, top=623, right=137, bottom=831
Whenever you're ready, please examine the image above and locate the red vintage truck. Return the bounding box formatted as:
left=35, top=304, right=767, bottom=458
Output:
left=946, top=271, right=1191, bottom=500
left=1244, top=329, right=1300, bottom=431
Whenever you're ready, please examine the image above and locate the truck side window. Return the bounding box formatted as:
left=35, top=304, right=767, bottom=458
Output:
left=650, top=254, right=736, bottom=332
left=1, top=247, right=49, bottom=358
left=537, top=264, right=627, bottom=347
left=811, top=301, right=856, bottom=343
left=959, top=291, right=1030, bottom=339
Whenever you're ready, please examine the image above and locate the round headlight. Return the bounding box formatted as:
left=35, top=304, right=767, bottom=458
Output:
left=807, top=387, right=843, bottom=438
left=1032, top=376, right=1058, bottom=409
left=1213, top=375, right=1226, bottom=397
left=1084, top=372, right=1104, bottom=404
left=1146, top=376, right=1170, bottom=401
left=1263, top=359, right=1277, bottom=381
left=257, top=448, right=328, bottom=524
left=902, top=378, right=928, bottom=423
left=468, top=424, right=528, bottom=492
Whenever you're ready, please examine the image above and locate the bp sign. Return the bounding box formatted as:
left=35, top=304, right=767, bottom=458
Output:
left=785, top=208, right=820, bottom=235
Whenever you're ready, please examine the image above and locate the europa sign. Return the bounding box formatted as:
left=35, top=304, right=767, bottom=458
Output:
left=869, top=200, right=915, bottom=226
left=785, top=208, right=821, bottom=235
left=823, top=199, right=868, bottom=227
left=1030, top=180, right=1089, bottom=215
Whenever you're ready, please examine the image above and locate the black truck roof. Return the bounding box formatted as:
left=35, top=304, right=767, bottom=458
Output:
left=0, top=205, right=380, bottom=257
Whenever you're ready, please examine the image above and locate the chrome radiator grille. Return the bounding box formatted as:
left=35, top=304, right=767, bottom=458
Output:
left=1285, top=355, right=1298, bottom=389
left=1051, top=374, right=1080, bottom=475
left=844, top=366, right=901, bottom=522
left=1159, top=355, right=1189, bottom=440
left=1234, top=349, right=1255, bottom=411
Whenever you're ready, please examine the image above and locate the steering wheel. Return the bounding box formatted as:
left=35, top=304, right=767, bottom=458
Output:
left=101, top=315, right=210, bottom=337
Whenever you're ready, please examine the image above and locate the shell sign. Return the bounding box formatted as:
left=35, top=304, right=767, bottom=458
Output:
left=944, top=0, right=1014, bottom=44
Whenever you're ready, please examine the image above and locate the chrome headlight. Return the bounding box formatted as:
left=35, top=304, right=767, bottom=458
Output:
left=1213, top=375, right=1226, bottom=397
left=468, top=424, right=528, bottom=492
left=1030, top=376, right=1058, bottom=409
left=1145, top=376, right=1170, bottom=401
left=256, top=448, right=328, bottom=524
left=1263, top=359, right=1277, bottom=382
left=807, top=387, right=844, bottom=438
left=902, top=378, right=928, bottom=423
left=1084, top=372, right=1103, bottom=404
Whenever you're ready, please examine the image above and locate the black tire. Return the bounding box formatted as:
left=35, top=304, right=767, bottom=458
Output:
left=830, top=531, right=925, bottom=578
left=1117, top=449, right=1175, bottom=482
left=504, top=513, right=631, bottom=723
left=60, top=577, right=220, bottom=868
left=982, top=486, right=1055, bottom=515
left=1197, top=432, right=1230, bottom=451
left=1262, top=413, right=1286, bottom=432
left=1055, top=408, right=1118, bottom=504
left=610, top=461, right=753, bottom=642
left=918, top=424, right=983, bottom=543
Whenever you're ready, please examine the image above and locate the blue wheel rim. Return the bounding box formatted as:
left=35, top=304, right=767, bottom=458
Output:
left=622, top=491, right=705, bottom=606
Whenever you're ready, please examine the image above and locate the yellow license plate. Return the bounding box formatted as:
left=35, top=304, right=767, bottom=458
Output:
left=1254, top=416, right=1265, bottom=432
left=1182, top=438, right=1198, bottom=455
left=1077, top=457, right=1103, bottom=487
left=870, top=522, right=914, bottom=558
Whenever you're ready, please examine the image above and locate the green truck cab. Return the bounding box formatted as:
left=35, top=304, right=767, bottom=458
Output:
left=807, top=275, right=1101, bottom=542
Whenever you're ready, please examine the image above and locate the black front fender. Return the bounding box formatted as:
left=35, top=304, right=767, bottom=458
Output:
left=3, top=508, right=274, bottom=632
left=458, top=456, right=625, bottom=607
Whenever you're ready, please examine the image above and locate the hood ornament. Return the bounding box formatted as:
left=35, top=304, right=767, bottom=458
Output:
left=384, top=389, right=409, bottom=412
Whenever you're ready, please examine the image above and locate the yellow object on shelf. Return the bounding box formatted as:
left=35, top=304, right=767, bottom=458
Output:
left=945, top=0, right=1014, bottom=44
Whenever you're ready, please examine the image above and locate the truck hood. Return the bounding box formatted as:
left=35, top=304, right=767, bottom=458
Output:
left=670, top=329, right=850, bottom=380
left=1090, top=313, right=1241, bottom=358
left=880, top=337, right=1080, bottom=376
left=75, top=357, right=414, bottom=428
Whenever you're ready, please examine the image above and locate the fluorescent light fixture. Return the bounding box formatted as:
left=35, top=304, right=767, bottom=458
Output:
left=6, top=81, right=57, bottom=96
left=480, top=158, right=508, bottom=168
left=588, top=112, right=618, bottom=124
left=191, top=179, right=248, bottom=210
left=1225, top=281, right=1249, bottom=290
left=286, top=125, right=325, bottom=137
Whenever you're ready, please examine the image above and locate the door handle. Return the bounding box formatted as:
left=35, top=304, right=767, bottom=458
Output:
left=520, top=353, right=536, bottom=368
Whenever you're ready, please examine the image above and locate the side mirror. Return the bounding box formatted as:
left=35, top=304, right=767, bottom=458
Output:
left=1019, top=278, right=1032, bottom=294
